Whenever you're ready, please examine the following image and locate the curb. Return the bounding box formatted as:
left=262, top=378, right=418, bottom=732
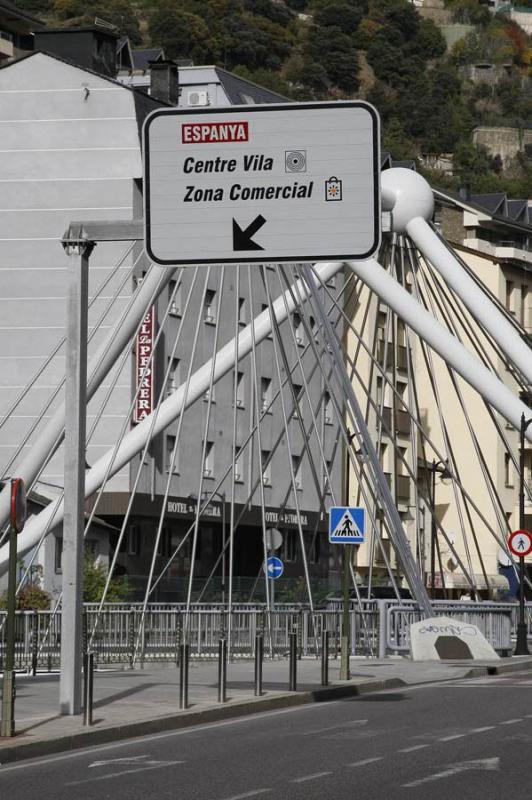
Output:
left=2, top=658, right=532, bottom=765
left=0, top=676, right=406, bottom=764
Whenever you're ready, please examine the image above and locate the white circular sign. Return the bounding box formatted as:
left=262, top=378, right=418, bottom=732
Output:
left=265, top=528, right=283, bottom=551
left=508, top=529, right=532, bottom=558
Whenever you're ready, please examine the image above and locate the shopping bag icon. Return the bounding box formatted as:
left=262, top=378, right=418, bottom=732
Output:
left=325, top=177, right=342, bottom=201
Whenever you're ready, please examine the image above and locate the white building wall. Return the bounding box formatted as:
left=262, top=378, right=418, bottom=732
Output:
left=0, top=52, right=144, bottom=491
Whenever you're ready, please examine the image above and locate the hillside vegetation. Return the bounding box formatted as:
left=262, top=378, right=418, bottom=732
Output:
left=19, top=0, right=532, bottom=198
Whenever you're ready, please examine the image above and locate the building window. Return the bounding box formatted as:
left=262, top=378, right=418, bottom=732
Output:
left=168, top=357, right=180, bottom=394
left=262, top=303, right=273, bottom=339
left=55, top=536, right=63, bottom=573
left=238, top=296, right=246, bottom=326
left=166, top=434, right=178, bottom=473
left=293, top=312, right=304, bottom=345
left=505, top=452, right=514, bottom=487
left=157, top=528, right=172, bottom=558
left=292, top=454, right=303, bottom=490
left=203, top=440, right=215, bottom=478
left=127, top=525, right=141, bottom=556
left=324, top=392, right=333, bottom=425
left=292, top=383, right=302, bottom=418
left=85, top=539, right=99, bottom=559
left=284, top=529, right=297, bottom=562
left=234, top=445, right=244, bottom=482
left=204, top=289, right=217, bottom=323
left=261, top=449, right=272, bottom=487
left=324, top=459, right=333, bottom=495
left=309, top=533, right=320, bottom=564
left=234, top=370, right=245, bottom=408
left=261, top=377, right=272, bottom=413
left=168, top=280, right=181, bottom=316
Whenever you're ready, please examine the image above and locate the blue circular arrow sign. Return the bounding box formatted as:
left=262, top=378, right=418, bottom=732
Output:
left=266, top=555, right=284, bottom=580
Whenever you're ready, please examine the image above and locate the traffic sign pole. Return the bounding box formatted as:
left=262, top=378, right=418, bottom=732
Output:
left=1, top=478, right=27, bottom=738
left=516, top=412, right=532, bottom=655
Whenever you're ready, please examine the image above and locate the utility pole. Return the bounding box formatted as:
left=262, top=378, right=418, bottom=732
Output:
left=516, top=413, right=531, bottom=656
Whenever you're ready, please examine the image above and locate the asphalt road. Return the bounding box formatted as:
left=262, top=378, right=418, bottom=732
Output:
left=2, top=670, right=532, bottom=799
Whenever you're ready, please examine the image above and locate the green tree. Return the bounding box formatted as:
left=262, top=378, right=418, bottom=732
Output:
left=149, top=6, right=209, bottom=61
left=313, top=1, right=362, bottom=34
left=83, top=554, right=130, bottom=603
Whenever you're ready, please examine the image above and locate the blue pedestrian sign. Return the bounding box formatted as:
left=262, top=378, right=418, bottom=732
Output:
left=328, top=507, right=365, bottom=544
left=266, top=555, right=284, bottom=579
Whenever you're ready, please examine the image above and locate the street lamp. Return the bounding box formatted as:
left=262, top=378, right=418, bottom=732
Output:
left=516, top=413, right=532, bottom=656
left=424, top=459, right=452, bottom=599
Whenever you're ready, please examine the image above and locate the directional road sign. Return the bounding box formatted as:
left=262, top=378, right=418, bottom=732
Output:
left=266, top=555, right=284, bottom=579
left=143, top=102, right=380, bottom=266
left=508, top=529, right=532, bottom=558
left=328, top=506, right=365, bottom=544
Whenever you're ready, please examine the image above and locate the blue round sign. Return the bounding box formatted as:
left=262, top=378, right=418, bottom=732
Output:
left=266, top=556, right=284, bottom=580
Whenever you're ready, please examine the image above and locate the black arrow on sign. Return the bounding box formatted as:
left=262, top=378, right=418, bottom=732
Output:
left=232, top=215, right=266, bottom=251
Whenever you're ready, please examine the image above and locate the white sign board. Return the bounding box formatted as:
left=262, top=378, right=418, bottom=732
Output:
left=143, top=102, right=380, bottom=266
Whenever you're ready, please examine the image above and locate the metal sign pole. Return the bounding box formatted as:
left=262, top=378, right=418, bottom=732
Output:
left=0, top=517, right=17, bottom=736
left=59, top=236, right=93, bottom=714
left=516, top=413, right=531, bottom=656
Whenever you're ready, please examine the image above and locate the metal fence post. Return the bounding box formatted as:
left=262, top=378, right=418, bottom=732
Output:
left=128, top=608, right=135, bottom=670
left=321, top=630, right=329, bottom=686
left=83, top=651, right=94, bottom=726
left=179, top=643, right=189, bottom=710
left=31, top=612, right=39, bottom=677
left=289, top=630, right=297, bottom=691
left=377, top=600, right=387, bottom=659
left=218, top=637, right=227, bottom=703
left=254, top=632, right=263, bottom=697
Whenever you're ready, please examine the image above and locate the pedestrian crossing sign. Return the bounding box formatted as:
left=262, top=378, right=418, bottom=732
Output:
left=328, top=506, right=365, bottom=544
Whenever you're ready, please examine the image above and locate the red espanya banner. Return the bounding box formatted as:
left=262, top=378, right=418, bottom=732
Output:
left=133, top=306, right=155, bottom=424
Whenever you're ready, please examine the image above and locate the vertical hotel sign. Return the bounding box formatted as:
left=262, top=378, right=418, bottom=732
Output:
left=133, top=306, right=155, bottom=423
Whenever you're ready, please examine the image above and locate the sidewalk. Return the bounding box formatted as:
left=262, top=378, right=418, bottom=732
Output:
left=1, top=655, right=532, bottom=764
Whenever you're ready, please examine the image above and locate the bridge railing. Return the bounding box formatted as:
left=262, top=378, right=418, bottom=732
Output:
left=0, top=600, right=520, bottom=671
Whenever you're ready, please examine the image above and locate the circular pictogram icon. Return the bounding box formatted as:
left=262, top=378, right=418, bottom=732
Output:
left=508, top=529, right=532, bottom=558
left=285, top=150, right=307, bottom=173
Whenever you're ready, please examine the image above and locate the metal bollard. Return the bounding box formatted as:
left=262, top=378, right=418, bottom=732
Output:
left=179, top=643, right=189, bottom=710
left=31, top=612, right=38, bottom=677
left=289, top=631, right=297, bottom=691
left=218, top=637, right=227, bottom=703
left=83, top=651, right=94, bottom=727
left=254, top=633, right=263, bottom=697
left=321, top=630, right=329, bottom=687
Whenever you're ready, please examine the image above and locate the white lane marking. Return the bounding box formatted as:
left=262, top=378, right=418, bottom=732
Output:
left=347, top=757, right=383, bottom=767
left=398, top=745, right=429, bottom=752
left=89, top=756, right=150, bottom=768
left=291, top=771, right=332, bottom=783
left=219, top=790, right=271, bottom=800
left=301, top=720, right=368, bottom=735
left=470, top=726, right=495, bottom=733
left=500, top=719, right=523, bottom=725
left=439, top=734, right=466, bottom=742
left=66, top=760, right=184, bottom=785
left=0, top=702, right=331, bottom=773
left=403, top=757, right=500, bottom=788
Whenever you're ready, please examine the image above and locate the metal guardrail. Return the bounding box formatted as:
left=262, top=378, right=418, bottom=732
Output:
left=0, top=600, right=523, bottom=670
left=385, top=601, right=514, bottom=655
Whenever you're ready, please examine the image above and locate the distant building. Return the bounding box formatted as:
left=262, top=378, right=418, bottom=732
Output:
left=0, top=0, right=42, bottom=63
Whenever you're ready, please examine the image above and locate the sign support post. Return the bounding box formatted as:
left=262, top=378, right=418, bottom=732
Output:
left=59, top=236, right=93, bottom=714
left=516, top=412, right=532, bottom=655
left=1, top=478, right=27, bottom=737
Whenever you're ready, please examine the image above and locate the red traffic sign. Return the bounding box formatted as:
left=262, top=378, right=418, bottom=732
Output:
left=508, top=529, right=532, bottom=558
left=10, top=478, right=27, bottom=534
